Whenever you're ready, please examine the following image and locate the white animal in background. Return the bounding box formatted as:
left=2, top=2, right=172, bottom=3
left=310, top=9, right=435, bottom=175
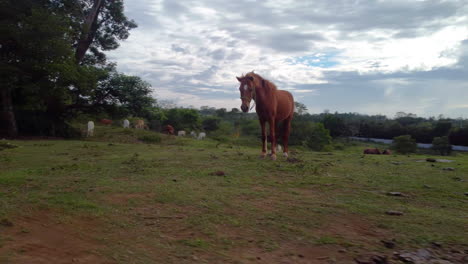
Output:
left=87, top=121, right=95, bottom=137
left=178, top=130, right=186, bottom=136
left=190, top=131, right=197, bottom=138
left=197, top=132, right=206, bottom=140
left=123, top=119, right=130, bottom=128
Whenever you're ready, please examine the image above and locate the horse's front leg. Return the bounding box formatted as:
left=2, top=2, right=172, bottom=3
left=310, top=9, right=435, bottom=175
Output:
left=260, top=119, right=267, bottom=159
left=269, top=119, right=277, bottom=160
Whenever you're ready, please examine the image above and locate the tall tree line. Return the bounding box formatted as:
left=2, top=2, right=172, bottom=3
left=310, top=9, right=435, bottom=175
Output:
left=0, top=0, right=140, bottom=137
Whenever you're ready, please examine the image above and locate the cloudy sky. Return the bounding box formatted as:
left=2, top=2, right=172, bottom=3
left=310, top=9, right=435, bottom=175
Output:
left=107, top=0, right=468, bottom=118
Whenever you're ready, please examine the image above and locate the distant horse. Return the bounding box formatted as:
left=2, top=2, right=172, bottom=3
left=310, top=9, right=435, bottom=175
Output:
left=197, top=132, right=206, bottom=140
left=382, top=149, right=392, bottom=155
left=364, top=148, right=381, bottom=154
left=100, top=119, right=112, bottom=126
left=135, top=120, right=145, bottom=129
left=237, top=72, right=294, bottom=160
left=123, top=119, right=130, bottom=128
left=162, top=125, right=175, bottom=135
left=87, top=121, right=94, bottom=137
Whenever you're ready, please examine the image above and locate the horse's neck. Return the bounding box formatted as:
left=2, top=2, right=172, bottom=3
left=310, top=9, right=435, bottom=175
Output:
left=254, top=88, right=276, bottom=108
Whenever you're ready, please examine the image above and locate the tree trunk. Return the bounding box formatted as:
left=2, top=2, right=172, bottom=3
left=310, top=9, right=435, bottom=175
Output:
left=75, top=0, right=104, bottom=63
left=0, top=87, right=18, bottom=137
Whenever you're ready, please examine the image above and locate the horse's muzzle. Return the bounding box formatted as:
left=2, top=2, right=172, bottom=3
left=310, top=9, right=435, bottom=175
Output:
left=241, top=104, right=249, bottom=112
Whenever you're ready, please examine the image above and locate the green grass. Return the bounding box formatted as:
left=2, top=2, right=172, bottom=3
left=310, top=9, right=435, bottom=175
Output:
left=0, top=128, right=467, bottom=263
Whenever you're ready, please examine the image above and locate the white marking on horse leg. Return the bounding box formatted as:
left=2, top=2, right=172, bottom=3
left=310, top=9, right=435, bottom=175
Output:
left=270, top=153, right=277, bottom=161
left=283, top=152, right=288, bottom=158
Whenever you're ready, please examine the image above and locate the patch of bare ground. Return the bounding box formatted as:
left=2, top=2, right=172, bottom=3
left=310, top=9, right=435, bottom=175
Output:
left=103, top=192, right=152, bottom=206
left=0, top=209, right=113, bottom=264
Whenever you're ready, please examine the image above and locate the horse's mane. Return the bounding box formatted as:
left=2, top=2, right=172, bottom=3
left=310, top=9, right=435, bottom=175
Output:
left=243, top=72, right=277, bottom=92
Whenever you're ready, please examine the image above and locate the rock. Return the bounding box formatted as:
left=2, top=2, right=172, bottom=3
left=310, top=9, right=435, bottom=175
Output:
left=387, top=192, right=405, bottom=197
left=0, top=218, right=13, bottom=227
left=211, top=171, right=225, bottom=176
left=423, top=185, right=432, bottom=189
left=442, top=167, right=455, bottom=171
left=431, top=241, right=442, bottom=248
left=385, top=210, right=404, bottom=216
left=426, top=158, right=437, bottom=162
left=465, top=192, right=468, bottom=196
left=396, top=249, right=432, bottom=264
left=354, top=254, right=388, bottom=264
left=381, top=239, right=396, bottom=249
left=391, top=161, right=403, bottom=165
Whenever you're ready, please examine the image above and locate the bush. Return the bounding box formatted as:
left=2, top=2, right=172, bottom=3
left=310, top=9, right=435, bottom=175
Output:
left=432, top=136, right=452, bottom=156
left=392, top=135, right=417, bottom=154
left=0, top=141, right=18, bottom=151
left=304, top=123, right=332, bottom=151
left=138, top=134, right=161, bottom=144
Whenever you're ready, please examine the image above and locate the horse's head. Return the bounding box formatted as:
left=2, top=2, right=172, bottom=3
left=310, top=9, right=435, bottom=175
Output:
left=236, top=74, right=256, bottom=112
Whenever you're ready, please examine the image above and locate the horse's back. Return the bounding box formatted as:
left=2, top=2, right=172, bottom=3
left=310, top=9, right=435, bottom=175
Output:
left=275, top=90, right=294, bottom=121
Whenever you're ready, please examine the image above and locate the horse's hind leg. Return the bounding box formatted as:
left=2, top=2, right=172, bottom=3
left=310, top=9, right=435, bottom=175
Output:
left=282, top=116, right=292, bottom=158
left=269, top=119, right=277, bottom=161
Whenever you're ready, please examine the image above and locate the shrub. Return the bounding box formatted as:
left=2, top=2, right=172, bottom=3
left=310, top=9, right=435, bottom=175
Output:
left=304, top=123, right=332, bottom=151
left=0, top=141, right=19, bottom=151
left=431, top=136, right=452, bottom=156
left=138, top=134, right=161, bottom=144
left=392, top=135, right=417, bottom=154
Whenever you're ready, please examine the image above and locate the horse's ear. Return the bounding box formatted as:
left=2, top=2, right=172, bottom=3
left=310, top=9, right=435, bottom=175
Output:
left=247, top=76, right=254, bottom=81
left=236, top=76, right=242, bottom=82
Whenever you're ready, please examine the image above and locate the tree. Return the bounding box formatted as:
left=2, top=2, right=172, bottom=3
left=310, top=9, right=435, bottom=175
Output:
left=202, top=117, right=221, bottom=131
left=294, top=102, right=308, bottom=115
left=432, top=136, right=452, bottom=156
left=323, top=114, right=348, bottom=137
left=392, top=135, right=417, bottom=154
left=72, top=0, right=137, bottom=64
left=0, top=0, right=78, bottom=136
left=0, top=0, right=138, bottom=137
left=305, top=123, right=332, bottom=151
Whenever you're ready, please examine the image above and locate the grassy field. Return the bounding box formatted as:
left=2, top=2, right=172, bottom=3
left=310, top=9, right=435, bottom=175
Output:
left=0, top=127, right=467, bottom=263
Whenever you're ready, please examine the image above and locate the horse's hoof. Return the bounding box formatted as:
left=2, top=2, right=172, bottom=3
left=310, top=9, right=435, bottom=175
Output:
left=283, top=152, right=289, bottom=158
left=260, top=153, right=267, bottom=159
left=270, top=154, right=277, bottom=161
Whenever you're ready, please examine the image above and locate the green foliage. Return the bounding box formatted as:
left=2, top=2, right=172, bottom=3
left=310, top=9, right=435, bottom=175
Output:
left=0, top=142, right=19, bottom=151
left=305, top=123, right=332, bottom=151
left=164, top=108, right=201, bottom=130
left=432, top=136, right=452, bottom=156
left=202, top=117, right=221, bottom=131
left=138, top=134, right=161, bottom=144
left=392, top=135, right=417, bottom=154
left=322, top=114, right=348, bottom=138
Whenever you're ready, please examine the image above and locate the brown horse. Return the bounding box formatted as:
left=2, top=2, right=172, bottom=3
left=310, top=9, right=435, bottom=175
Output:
left=237, top=72, right=294, bottom=160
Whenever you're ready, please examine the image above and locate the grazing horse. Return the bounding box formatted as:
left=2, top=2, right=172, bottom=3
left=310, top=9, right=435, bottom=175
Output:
left=163, top=125, right=175, bottom=135
left=197, top=132, right=206, bottom=140
left=123, top=119, right=130, bottom=128
left=364, top=148, right=381, bottom=154
left=135, top=119, right=145, bottom=129
left=100, top=119, right=112, bottom=126
left=87, top=121, right=94, bottom=137
left=237, top=72, right=294, bottom=160
left=382, top=149, right=392, bottom=155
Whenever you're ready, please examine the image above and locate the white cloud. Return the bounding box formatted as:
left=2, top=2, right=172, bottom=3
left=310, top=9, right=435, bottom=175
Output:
left=107, top=0, right=468, bottom=118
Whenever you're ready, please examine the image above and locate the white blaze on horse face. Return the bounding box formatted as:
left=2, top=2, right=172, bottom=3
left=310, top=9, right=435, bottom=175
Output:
left=243, top=84, right=248, bottom=91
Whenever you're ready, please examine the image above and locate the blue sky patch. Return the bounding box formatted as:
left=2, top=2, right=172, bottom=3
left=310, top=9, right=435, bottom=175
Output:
left=287, top=53, right=340, bottom=68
